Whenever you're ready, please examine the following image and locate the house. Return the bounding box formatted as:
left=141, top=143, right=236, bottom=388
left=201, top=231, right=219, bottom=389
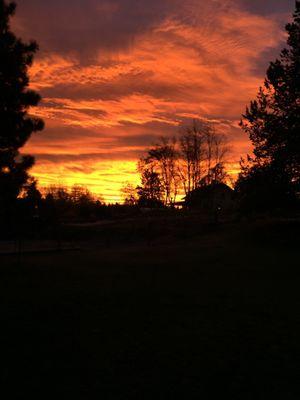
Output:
left=185, top=182, right=235, bottom=212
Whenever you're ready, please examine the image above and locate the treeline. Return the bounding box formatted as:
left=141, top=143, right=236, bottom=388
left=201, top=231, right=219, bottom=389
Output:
left=1, top=0, right=300, bottom=239
left=0, top=182, right=144, bottom=239
left=1, top=183, right=93, bottom=237
left=122, top=119, right=230, bottom=207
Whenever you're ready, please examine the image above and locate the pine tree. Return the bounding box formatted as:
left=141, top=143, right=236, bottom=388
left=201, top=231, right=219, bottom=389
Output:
left=0, top=1, right=44, bottom=213
left=237, top=1, right=300, bottom=210
left=137, top=167, right=164, bottom=208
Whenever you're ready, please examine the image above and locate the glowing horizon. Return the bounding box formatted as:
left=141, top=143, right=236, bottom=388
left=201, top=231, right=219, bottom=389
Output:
left=13, top=0, right=295, bottom=202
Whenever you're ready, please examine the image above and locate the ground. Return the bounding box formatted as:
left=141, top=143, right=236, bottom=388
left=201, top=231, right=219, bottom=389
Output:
left=0, top=217, right=300, bottom=398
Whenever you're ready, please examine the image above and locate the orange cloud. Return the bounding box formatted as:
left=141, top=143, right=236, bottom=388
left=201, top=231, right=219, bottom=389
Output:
left=19, top=0, right=291, bottom=202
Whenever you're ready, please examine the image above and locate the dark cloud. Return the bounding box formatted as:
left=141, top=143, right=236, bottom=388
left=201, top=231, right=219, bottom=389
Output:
left=39, top=100, right=107, bottom=117
left=115, top=133, right=161, bottom=147
left=16, top=0, right=295, bottom=200
left=238, top=0, right=295, bottom=16
left=65, top=165, right=98, bottom=174
left=29, top=121, right=176, bottom=151
left=250, top=43, right=285, bottom=76
left=30, top=125, right=101, bottom=142
left=14, top=0, right=294, bottom=65
left=39, top=70, right=190, bottom=102
left=16, top=0, right=294, bottom=60
left=15, top=0, right=181, bottom=60
left=35, top=149, right=142, bottom=163
left=41, top=81, right=194, bottom=104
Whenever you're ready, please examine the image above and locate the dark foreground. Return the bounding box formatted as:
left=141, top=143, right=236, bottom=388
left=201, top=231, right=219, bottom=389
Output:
left=1, top=218, right=300, bottom=398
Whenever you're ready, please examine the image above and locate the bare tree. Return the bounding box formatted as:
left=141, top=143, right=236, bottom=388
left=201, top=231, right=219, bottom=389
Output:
left=178, top=119, right=209, bottom=195
left=204, top=127, right=230, bottom=186
left=121, top=182, right=138, bottom=205
left=144, top=137, right=179, bottom=205
left=45, top=185, right=70, bottom=202
left=70, top=185, right=94, bottom=204
left=137, top=119, right=231, bottom=206
left=177, top=119, right=231, bottom=192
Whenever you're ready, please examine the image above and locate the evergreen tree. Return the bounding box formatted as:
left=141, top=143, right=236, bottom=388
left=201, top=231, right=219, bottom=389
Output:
left=0, top=1, right=44, bottom=215
left=137, top=167, right=164, bottom=208
left=237, top=2, right=300, bottom=210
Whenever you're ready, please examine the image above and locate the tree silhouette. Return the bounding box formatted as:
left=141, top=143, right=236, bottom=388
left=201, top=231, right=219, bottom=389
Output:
left=146, top=137, right=179, bottom=205
left=178, top=120, right=229, bottom=196
left=178, top=120, right=206, bottom=196
left=237, top=2, right=300, bottom=210
left=0, top=1, right=44, bottom=219
left=121, top=182, right=138, bottom=206
left=137, top=166, right=164, bottom=208
left=199, top=162, right=229, bottom=187
left=135, top=119, right=230, bottom=207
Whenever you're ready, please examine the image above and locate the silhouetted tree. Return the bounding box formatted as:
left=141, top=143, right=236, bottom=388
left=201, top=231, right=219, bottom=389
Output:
left=136, top=119, right=231, bottom=207
left=43, top=184, right=98, bottom=220
left=137, top=165, right=164, bottom=208
left=200, top=162, right=229, bottom=187
left=0, top=0, right=44, bottom=224
left=178, top=119, right=229, bottom=194
left=70, top=185, right=94, bottom=205
left=178, top=119, right=206, bottom=195
left=204, top=130, right=229, bottom=186
left=21, top=177, right=42, bottom=206
left=236, top=156, right=293, bottom=214
left=121, top=182, right=138, bottom=206
left=45, top=185, right=70, bottom=203
left=236, top=2, right=300, bottom=210
left=146, top=137, right=179, bottom=205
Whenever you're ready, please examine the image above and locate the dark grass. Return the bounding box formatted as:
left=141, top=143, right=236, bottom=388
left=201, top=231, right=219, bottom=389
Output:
left=1, top=219, right=300, bottom=398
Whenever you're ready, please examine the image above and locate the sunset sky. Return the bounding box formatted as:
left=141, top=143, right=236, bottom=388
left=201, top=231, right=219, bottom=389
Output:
left=13, top=0, right=295, bottom=202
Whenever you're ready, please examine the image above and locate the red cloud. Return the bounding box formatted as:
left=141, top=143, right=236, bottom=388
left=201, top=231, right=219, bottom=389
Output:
left=18, top=0, right=292, bottom=201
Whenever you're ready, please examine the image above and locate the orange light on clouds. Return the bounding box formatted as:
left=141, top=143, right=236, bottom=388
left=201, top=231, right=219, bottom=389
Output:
left=15, top=0, right=292, bottom=202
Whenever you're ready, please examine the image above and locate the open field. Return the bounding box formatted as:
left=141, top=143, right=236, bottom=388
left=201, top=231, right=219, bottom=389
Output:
left=1, top=218, right=300, bottom=398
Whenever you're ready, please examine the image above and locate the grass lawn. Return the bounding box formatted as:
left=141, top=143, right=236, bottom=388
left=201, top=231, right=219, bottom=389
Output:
left=1, top=218, right=300, bottom=398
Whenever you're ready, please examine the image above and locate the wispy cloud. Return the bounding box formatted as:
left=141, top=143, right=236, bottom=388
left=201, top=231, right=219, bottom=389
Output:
left=15, top=0, right=295, bottom=201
